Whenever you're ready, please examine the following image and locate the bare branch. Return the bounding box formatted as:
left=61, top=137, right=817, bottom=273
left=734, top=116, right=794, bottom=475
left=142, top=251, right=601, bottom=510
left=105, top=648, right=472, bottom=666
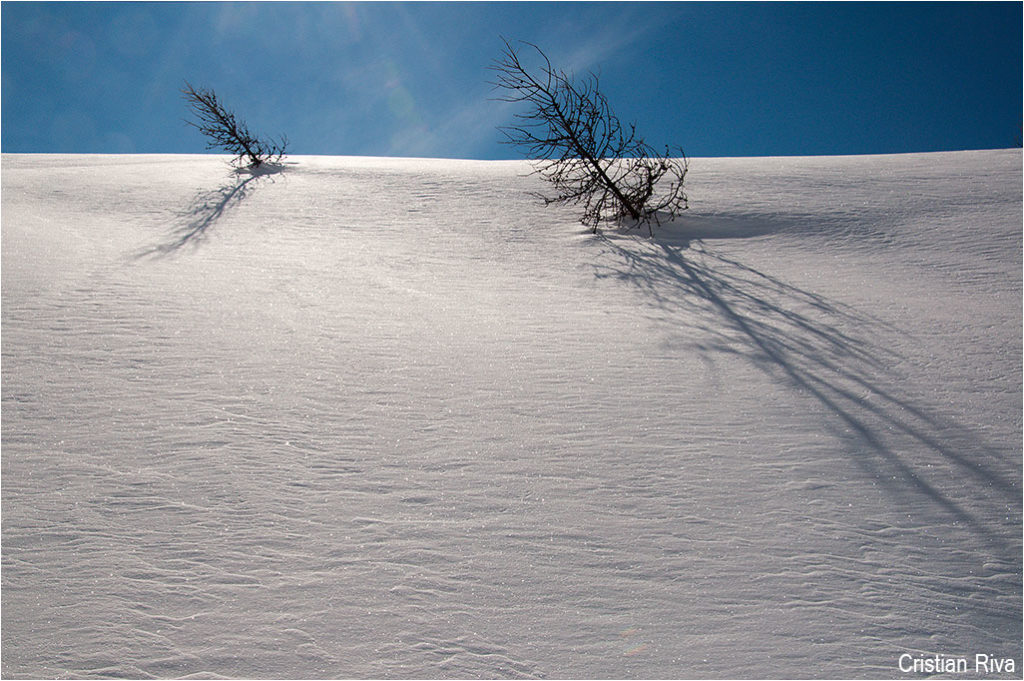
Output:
left=490, top=39, right=687, bottom=234
left=182, top=82, right=288, bottom=169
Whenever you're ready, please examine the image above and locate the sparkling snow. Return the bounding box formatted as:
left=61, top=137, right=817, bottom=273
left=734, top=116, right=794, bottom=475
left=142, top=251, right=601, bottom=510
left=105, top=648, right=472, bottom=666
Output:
left=2, top=150, right=1020, bottom=678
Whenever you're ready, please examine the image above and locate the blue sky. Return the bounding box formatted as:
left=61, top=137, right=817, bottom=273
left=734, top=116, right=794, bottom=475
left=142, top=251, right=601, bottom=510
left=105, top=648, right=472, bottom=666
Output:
left=2, top=2, right=1021, bottom=159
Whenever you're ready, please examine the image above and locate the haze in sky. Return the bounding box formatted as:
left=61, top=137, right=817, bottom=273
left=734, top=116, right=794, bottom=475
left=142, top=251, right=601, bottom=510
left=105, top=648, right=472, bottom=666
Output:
left=2, top=1, right=1021, bottom=159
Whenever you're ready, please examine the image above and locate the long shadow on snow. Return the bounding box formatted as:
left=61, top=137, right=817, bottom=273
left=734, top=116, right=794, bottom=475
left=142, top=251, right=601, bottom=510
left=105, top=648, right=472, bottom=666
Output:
left=594, top=223, right=1019, bottom=549
left=135, top=164, right=284, bottom=258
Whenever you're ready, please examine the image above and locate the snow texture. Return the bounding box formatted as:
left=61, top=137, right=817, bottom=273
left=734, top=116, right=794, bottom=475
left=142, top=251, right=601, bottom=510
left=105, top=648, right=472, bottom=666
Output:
left=2, top=150, right=1021, bottom=679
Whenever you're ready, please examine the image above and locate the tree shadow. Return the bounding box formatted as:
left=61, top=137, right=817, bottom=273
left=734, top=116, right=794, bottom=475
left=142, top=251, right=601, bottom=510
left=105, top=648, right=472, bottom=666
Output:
left=593, top=229, right=1019, bottom=549
left=136, top=163, right=285, bottom=258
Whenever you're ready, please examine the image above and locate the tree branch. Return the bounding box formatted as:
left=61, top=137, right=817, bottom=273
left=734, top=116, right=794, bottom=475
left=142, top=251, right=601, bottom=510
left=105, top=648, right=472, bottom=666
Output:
left=490, top=38, right=687, bottom=234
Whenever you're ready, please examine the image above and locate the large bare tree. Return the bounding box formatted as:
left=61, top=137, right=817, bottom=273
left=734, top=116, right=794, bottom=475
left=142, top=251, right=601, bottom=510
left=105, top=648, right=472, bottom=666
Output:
left=182, top=82, right=288, bottom=169
left=491, top=39, right=688, bottom=235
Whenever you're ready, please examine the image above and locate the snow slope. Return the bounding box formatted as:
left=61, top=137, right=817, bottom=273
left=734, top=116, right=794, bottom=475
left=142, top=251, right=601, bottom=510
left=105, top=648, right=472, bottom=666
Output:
left=2, top=150, right=1021, bottom=679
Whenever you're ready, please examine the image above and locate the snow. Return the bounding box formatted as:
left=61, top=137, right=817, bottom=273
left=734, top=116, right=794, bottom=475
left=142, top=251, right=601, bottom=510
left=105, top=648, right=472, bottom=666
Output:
left=2, top=150, right=1021, bottom=679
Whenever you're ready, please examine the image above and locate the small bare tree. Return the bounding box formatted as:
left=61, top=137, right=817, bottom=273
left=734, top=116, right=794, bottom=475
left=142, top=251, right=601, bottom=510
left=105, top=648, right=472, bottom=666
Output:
left=182, top=82, right=287, bottom=169
left=491, top=39, right=688, bottom=235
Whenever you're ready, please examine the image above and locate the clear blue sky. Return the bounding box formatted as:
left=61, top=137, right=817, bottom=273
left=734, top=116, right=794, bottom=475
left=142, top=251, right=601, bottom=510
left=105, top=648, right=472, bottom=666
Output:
left=2, top=1, right=1021, bottom=159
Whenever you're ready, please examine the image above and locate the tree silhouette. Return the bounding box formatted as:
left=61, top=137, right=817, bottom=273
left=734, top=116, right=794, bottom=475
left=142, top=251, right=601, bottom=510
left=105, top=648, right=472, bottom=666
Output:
left=491, top=39, right=687, bottom=235
left=182, top=82, right=287, bottom=169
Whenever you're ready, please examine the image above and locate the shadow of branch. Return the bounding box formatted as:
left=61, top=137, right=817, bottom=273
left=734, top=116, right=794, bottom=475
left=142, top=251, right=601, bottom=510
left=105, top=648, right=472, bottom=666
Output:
left=136, top=164, right=284, bottom=258
left=595, top=234, right=1019, bottom=547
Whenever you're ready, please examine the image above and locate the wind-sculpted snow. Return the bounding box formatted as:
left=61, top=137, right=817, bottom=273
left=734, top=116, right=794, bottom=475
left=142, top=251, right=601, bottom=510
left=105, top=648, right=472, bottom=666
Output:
left=2, top=151, right=1020, bottom=678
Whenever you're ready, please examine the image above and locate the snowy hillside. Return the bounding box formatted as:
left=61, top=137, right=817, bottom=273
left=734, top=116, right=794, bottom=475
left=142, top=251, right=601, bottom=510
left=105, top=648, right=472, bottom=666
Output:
left=2, top=150, right=1021, bottom=679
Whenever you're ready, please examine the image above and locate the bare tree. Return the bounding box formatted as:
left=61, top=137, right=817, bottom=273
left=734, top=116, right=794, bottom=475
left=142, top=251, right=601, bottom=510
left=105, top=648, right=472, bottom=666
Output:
left=182, top=82, right=287, bottom=169
left=491, top=39, right=688, bottom=235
